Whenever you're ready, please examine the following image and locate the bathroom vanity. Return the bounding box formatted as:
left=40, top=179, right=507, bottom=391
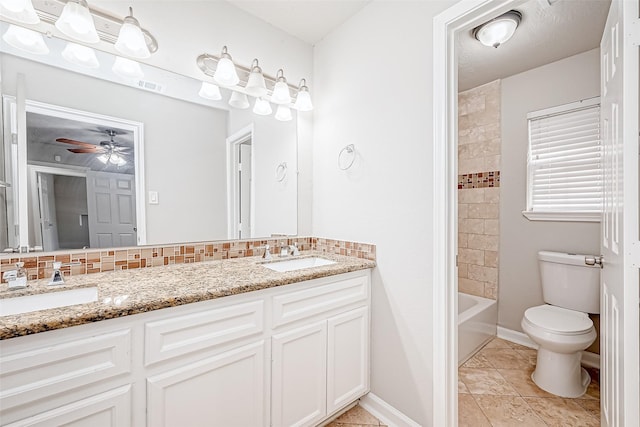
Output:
left=0, top=253, right=374, bottom=427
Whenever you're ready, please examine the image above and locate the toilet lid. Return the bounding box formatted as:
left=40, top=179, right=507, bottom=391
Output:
left=524, top=305, right=593, bottom=335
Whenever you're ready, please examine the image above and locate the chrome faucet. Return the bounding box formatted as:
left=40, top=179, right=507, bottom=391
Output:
left=290, top=243, right=300, bottom=256
left=49, top=262, right=65, bottom=285
left=261, top=244, right=272, bottom=261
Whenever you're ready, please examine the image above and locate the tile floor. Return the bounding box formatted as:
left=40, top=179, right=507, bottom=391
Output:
left=459, top=337, right=600, bottom=426
left=325, top=405, right=386, bottom=427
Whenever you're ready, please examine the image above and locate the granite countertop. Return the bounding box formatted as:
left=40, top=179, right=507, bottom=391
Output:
left=0, top=252, right=375, bottom=340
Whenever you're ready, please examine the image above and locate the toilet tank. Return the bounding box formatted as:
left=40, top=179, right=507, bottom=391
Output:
left=538, top=251, right=600, bottom=314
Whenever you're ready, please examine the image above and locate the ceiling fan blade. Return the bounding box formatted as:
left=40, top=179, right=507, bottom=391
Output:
left=67, top=148, right=101, bottom=153
left=56, top=138, right=96, bottom=148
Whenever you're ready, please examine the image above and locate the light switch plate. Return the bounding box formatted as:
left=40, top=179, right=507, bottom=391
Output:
left=149, top=191, right=159, bottom=204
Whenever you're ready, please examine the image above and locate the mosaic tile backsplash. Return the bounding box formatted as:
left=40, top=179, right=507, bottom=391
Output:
left=458, top=171, right=500, bottom=189
left=1, top=237, right=376, bottom=283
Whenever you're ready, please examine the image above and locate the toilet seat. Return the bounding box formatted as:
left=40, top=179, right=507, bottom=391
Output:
left=523, top=305, right=593, bottom=336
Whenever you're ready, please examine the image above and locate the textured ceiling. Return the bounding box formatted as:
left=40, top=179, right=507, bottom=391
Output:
left=457, top=0, right=610, bottom=91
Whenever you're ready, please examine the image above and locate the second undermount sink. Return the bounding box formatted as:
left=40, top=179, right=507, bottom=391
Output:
left=262, top=257, right=336, bottom=273
left=0, top=287, right=99, bottom=317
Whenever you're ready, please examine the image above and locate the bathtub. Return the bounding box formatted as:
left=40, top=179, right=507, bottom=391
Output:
left=458, top=292, right=497, bottom=366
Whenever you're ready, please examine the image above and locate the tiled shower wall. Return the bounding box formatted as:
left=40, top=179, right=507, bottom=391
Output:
left=458, top=80, right=501, bottom=300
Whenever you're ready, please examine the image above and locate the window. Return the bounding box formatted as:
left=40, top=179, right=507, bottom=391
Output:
left=523, top=97, right=602, bottom=222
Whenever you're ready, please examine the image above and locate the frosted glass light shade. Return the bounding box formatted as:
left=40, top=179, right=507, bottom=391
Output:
left=199, top=82, right=222, bottom=100
left=253, top=98, right=272, bottom=116
left=229, top=91, right=249, bottom=109
left=275, top=105, right=292, bottom=122
left=55, top=0, right=99, bottom=44
left=294, top=89, right=313, bottom=112
left=214, top=57, right=239, bottom=87
left=62, top=42, right=99, bottom=68
left=109, top=152, right=126, bottom=166
left=2, top=25, right=49, bottom=55
left=474, top=11, right=521, bottom=48
left=114, top=10, right=150, bottom=59
left=245, top=61, right=268, bottom=97
left=0, top=0, right=39, bottom=24
left=272, top=81, right=291, bottom=105
left=97, top=153, right=109, bottom=164
left=112, top=56, right=144, bottom=80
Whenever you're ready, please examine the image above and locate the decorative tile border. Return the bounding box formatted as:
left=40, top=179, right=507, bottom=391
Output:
left=1, top=237, right=376, bottom=282
left=458, top=170, right=500, bottom=189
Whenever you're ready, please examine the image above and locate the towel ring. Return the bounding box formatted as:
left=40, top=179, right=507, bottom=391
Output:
left=275, top=162, right=287, bottom=182
left=338, top=144, right=356, bottom=170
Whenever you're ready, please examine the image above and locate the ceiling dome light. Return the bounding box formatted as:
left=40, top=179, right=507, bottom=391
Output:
left=55, top=0, right=99, bottom=44
left=62, top=42, right=99, bottom=68
left=473, top=10, right=522, bottom=48
left=2, top=25, right=49, bottom=54
left=294, top=78, right=313, bottom=112
left=112, top=56, right=144, bottom=80
left=114, top=7, right=150, bottom=59
left=198, top=82, right=222, bottom=100
left=253, top=98, right=272, bottom=116
left=271, top=69, right=291, bottom=105
left=0, top=0, right=39, bottom=24
left=213, top=46, right=239, bottom=87
left=275, top=105, right=292, bottom=122
left=229, top=91, right=249, bottom=109
left=245, top=58, right=268, bottom=97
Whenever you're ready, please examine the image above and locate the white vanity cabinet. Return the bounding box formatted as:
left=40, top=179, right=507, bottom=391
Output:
left=0, top=269, right=371, bottom=427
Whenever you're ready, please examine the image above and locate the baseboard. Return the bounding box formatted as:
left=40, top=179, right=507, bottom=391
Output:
left=497, top=326, right=601, bottom=369
left=359, top=393, right=421, bottom=427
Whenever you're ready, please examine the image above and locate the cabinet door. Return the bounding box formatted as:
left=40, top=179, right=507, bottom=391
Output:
left=147, top=340, right=267, bottom=427
left=4, top=385, right=131, bottom=427
left=271, top=321, right=327, bottom=427
left=327, top=307, right=369, bottom=414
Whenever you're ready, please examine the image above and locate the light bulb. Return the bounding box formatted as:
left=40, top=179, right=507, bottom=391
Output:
left=245, top=59, right=268, bottom=97
left=198, top=82, right=222, bottom=100
left=271, top=69, right=291, bottom=105
left=114, top=7, right=150, bottom=59
left=474, top=11, right=521, bottom=48
left=253, top=98, right=272, bottom=116
left=62, top=42, right=99, bottom=68
left=229, top=91, right=249, bottom=109
left=112, top=56, right=144, bottom=80
left=294, top=79, right=313, bottom=111
left=275, top=105, right=292, bottom=122
left=213, top=46, right=239, bottom=87
left=55, top=0, right=99, bottom=43
left=97, top=153, right=109, bottom=164
left=2, top=25, right=49, bottom=55
left=0, top=0, right=39, bottom=24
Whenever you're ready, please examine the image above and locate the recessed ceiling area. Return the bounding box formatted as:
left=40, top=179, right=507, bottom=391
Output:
left=225, top=0, right=370, bottom=45
left=457, top=0, right=610, bottom=91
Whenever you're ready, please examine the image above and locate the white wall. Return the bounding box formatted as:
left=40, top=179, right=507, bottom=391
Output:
left=499, top=49, right=601, bottom=339
left=312, top=1, right=456, bottom=425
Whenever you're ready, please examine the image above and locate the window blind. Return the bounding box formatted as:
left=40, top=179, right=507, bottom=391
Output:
left=527, top=101, right=602, bottom=213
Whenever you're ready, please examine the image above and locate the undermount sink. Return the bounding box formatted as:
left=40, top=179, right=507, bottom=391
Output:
left=0, top=287, right=99, bottom=316
left=262, top=257, right=336, bottom=272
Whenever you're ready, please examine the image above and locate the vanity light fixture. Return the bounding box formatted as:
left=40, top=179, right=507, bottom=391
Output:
left=2, top=24, right=49, bottom=54
left=245, top=59, right=268, bottom=97
left=55, top=0, right=100, bottom=44
left=473, top=10, right=522, bottom=48
left=198, top=82, right=222, bottom=100
left=229, top=91, right=250, bottom=109
left=62, top=41, right=99, bottom=68
left=271, top=69, right=292, bottom=105
left=0, top=0, right=39, bottom=24
left=114, top=7, right=150, bottom=59
left=213, top=46, right=240, bottom=87
left=294, top=78, right=313, bottom=111
left=112, top=56, right=144, bottom=80
left=275, top=105, right=292, bottom=122
left=253, top=98, right=272, bottom=116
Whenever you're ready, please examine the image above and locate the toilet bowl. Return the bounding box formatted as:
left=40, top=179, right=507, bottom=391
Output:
left=522, top=305, right=596, bottom=397
left=521, top=251, right=600, bottom=398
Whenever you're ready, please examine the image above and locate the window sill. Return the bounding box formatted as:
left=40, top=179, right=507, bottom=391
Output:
left=522, top=211, right=601, bottom=223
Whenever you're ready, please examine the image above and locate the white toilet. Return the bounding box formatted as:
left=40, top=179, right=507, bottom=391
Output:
left=521, top=250, right=600, bottom=398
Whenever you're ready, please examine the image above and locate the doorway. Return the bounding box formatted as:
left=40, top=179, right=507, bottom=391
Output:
left=226, top=124, right=255, bottom=239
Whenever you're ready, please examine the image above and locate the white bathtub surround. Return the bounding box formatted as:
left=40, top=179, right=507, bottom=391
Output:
left=458, top=292, right=497, bottom=365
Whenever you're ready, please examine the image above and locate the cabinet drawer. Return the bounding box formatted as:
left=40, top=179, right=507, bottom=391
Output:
left=0, top=329, right=131, bottom=412
left=272, top=274, right=368, bottom=328
left=145, top=300, right=264, bottom=366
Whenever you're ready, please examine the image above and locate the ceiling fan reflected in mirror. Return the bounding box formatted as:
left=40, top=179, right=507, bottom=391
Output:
left=56, top=129, right=130, bottom=166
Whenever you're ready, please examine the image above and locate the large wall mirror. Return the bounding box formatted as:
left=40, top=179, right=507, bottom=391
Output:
left=0, top=23, right=298, bottom=253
